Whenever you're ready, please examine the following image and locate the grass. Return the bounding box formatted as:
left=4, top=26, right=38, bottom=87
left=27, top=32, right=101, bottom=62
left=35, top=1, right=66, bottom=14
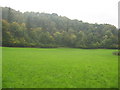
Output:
left=2, top=47, right=118, bottom=88
left=0, top=47, right=2, bottom=89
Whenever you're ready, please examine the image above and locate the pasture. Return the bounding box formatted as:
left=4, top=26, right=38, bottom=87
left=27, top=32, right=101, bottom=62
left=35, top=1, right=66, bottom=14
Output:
left=2, top=47, right=118, bottom=88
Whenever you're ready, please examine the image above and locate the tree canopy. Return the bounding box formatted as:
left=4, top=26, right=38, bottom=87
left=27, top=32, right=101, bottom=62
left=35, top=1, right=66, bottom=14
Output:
left=1, top=7, right=119, bottom=48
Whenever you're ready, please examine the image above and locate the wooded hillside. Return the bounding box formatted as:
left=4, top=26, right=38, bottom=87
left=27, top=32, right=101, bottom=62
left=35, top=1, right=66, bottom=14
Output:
left=1, top=7, right=119, bottom=48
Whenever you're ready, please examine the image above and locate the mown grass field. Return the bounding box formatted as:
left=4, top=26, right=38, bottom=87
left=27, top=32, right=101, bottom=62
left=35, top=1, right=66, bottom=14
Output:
left=0, top=47, right=2, bottom=89
left=2, top=47, right=118, bottom=88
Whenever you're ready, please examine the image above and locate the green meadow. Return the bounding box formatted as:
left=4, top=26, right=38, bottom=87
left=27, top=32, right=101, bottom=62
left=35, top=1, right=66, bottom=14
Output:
left=0, top=47, right=2, bottom=89
left=2, top=47, right=118, bottom=88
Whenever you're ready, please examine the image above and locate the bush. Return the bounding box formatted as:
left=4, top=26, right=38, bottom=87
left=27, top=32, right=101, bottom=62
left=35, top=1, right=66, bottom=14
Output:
left=113, top=51, right=120, bottom=56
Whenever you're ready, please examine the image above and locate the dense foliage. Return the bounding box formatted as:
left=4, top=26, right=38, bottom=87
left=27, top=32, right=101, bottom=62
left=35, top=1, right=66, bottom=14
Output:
left=1, top=7, right=119, bottom=48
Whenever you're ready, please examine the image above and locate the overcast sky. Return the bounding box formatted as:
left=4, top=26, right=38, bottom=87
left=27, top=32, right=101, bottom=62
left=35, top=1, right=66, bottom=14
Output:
left=0, top=0, right=119, bottom=28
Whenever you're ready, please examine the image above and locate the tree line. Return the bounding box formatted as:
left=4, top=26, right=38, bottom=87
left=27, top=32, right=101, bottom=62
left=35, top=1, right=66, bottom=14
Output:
left=1, top=7, right=119, bottom=48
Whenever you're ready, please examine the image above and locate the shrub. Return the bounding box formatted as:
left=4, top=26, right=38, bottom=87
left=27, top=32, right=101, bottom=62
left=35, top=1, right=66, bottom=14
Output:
left=113, top=51, right=120, bottom=56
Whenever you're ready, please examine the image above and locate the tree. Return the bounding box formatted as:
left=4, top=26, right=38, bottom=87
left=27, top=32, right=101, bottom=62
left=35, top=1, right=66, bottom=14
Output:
left=2, top=20, right=13, bottom=46
left=1, top=7, right=118, bottom=49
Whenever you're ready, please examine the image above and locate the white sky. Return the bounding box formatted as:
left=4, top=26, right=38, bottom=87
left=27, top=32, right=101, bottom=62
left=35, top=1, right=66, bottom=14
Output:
left=0, top=0, right=119, bottom=28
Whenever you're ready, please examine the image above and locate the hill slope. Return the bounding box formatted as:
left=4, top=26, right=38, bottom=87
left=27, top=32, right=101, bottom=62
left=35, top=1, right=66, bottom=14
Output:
left=1, top=7, right=118, bottom=48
